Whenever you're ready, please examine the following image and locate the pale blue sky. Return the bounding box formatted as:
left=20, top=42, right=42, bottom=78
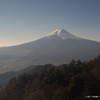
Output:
left=0, top=0, right=100, bottom=46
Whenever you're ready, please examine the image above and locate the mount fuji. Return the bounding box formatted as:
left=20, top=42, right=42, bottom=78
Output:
left=0, top=29, right=100, bottom=73
left=44, top=29, right=82, bottom=40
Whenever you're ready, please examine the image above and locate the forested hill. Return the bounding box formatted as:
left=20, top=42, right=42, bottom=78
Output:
left=0, top=64, right=56, bottom=86
left=90, top=54, right=100, bottom=82
left=0, top=56, right=100, bottom=100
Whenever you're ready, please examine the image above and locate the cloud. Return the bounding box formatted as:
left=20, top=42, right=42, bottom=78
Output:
left=27, top=28, right=34, bottom=33
left=18, top=19, right=24, bottom=25
left=17, top=19, right=35, bottom=34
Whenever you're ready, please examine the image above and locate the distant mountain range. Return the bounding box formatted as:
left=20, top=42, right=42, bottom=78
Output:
left=0, top=29, right=100, bottom=73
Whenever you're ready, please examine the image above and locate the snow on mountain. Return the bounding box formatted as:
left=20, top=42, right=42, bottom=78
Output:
left=44, top=29, right=82, bottom=40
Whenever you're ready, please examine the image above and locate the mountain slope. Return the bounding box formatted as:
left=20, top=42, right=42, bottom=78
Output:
left=0, top=29, right=100, bottom=73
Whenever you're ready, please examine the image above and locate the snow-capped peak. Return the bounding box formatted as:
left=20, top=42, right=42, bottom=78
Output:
left=44, top=29, right=82, bottom=40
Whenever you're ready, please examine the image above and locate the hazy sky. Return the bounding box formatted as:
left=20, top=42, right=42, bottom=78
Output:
left=0, top=0, right=100, bottom=46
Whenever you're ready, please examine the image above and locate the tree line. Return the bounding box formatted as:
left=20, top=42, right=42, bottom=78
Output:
left=0, top=55, right=100, bottom=100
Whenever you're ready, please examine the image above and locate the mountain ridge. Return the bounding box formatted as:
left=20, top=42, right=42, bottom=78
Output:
left=0, top=29, right=99, bottom=73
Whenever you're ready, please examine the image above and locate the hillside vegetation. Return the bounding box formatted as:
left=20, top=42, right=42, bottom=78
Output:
left=0, top=55, right=100, bottom=100
left=0, top=64, right=55, bottom=86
